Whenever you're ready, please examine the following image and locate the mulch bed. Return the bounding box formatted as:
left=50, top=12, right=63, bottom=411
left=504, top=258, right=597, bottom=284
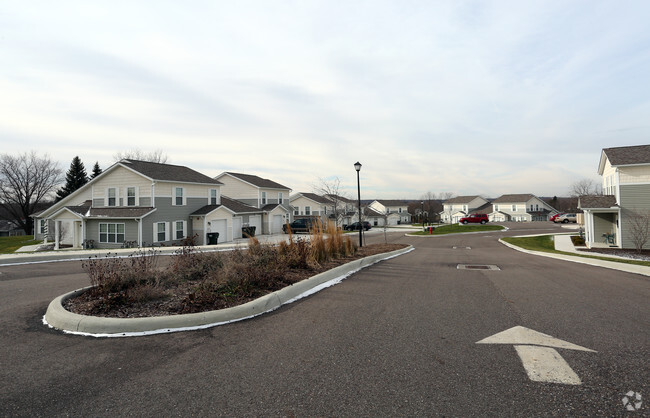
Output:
left=64, top=243, right=408, bottom=319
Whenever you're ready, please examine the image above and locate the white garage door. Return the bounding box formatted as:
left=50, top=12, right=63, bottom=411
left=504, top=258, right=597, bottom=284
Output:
left=211, top=219, right=227, bottom=242
left=249, top=215, right=261, bottom=233
left=233, top=217, right=242, bottom=239
left=272, top=215, right=283, bottom=234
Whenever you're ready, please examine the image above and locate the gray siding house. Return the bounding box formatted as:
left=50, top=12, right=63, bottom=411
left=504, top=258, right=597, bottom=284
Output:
left=34, top=159, right=224, bottom=249
left=580, top=144, right=650, bottom=249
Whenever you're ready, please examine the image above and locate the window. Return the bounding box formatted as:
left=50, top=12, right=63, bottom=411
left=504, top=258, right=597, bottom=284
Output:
left=294, top=207, right=299, bottom=216
left=305, top=206, right=311, bottom=215
left=175, top=220, right=186, bottom=240
left=127, top=187, right=136, bottom=206
left=174, top=187, right=184, bottom=206
left=512, top=205, right=517, bottom=212
left=107, top=188, right=117, bottom=207
left=155, top=222, right=168, bottom=242
left=261, top=191, right=267, bottom=205
left=99, top=223, right=125, bottom=243
left=278, top=192, right=283, bottom=204
left=399, top=207, right=402, bottom=213
left=210, top=189, right=218, bottom=205
left=39, top=219, right=47, bottom=234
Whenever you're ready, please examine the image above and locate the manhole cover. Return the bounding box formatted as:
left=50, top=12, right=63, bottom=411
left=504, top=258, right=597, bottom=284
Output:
left=457, top=264, right=500, bottom=271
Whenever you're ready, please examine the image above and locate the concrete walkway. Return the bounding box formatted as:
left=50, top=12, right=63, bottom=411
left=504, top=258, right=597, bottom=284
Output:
left=0, top=234, right=299, bottom=266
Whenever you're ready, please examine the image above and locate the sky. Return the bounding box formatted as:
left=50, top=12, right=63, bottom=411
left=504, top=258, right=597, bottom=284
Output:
left=1, top=1, right=649, bottom=200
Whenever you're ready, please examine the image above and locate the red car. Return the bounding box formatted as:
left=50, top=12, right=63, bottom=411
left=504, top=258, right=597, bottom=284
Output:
left=549, top=213, right=565, bottom=222
left=459, top=214, right=489, bottom=224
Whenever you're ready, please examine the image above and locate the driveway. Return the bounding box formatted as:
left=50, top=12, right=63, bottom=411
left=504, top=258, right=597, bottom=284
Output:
left=1, top=222, right=647, bottom=416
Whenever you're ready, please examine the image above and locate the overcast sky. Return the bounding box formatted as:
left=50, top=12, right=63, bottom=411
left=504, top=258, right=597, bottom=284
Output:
left=2, top=1, right=649, bottom=199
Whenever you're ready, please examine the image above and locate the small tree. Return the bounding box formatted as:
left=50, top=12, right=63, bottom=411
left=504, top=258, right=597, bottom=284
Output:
left=0, top=151, right=63, bottom=235
left=627, top=209, right=650, bottom=253
left=91, top=161, right=102, bottom=179
left=56, top=156, right=89, bottom=201
left=570, top=179, right=601, bottom=197
left=314, top=177, right=349, bottom=228
left=114, top=148, right=168, bottom=164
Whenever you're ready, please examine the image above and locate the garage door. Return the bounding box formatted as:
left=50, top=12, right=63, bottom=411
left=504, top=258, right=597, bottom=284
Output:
left=249, top=215, right=261, bottom=233
left=210, top=219, right=227, bottom=243
left=233, top=217, right=242, bottom=239
left=272, top=215, right=283, bottom=234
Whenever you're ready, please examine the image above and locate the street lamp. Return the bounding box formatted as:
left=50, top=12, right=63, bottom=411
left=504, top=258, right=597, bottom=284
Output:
left=421, top=201, right=424, bottom=229
left=354, top=162, right=362, bottom=247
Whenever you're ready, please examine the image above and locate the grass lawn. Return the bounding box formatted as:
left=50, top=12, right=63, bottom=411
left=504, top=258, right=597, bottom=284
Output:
left=411, top=224, right=505, bottom=235
left=0, top=235, right=41, bottom=254
left=502, top=235, right=650, bottom=268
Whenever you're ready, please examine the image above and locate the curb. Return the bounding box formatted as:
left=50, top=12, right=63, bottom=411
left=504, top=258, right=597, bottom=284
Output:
left=498, top=238, right=650, bottom=277
left=43, top=245, right=414, bottom=337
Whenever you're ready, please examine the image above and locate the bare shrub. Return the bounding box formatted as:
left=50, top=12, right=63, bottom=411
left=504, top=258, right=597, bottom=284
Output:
left=628, top=209, right=650, bottom=253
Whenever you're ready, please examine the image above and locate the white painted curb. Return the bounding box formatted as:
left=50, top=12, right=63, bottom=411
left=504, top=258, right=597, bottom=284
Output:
left=44, top=246, right=414, bottom=337
left=499, top=238, right=650, bottom=277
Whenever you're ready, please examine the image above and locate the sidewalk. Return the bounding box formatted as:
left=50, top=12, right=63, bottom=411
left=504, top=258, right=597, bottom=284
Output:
left=500, top=234, right=650, bottom=277
left=0, top=234, right=297, bottom=266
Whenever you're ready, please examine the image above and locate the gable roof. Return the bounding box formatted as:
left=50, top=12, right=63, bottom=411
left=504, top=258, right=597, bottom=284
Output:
left=121, top=159, right=222, bottom=185
left=579, top=195, right=618, bottom=209
left=444, top=195, right=484, bottom=204
left=599, top=145, right=650, bottom=174
left=470, top=202, right=493, bottom=214
left=374, top=199, right=409, bottom=207
left=293, top=192, right=331, bottom=204
left=220, top=172, right=290, bottom=190
left=491, top=194, right=536, bottom=204
left=191, top=196, right=261, bottom=216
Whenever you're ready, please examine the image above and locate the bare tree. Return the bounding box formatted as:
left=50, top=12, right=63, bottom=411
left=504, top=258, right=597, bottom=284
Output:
left=0, top=152, right=63, bottom=235
left=627, top=209, right=650, bottom=253
left=114, top=148, right=169, bottom=164
left=439, top=192, right=455, bottom=224
left=313, top=177, right=349, bottom=228
left=570, top=179, right=601, bottom=197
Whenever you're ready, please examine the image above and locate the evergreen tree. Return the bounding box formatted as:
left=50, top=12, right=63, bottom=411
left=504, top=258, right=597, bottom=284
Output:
left=56, top=156, right=89, bottom=201
left=91, top=161, right=102, bottom=179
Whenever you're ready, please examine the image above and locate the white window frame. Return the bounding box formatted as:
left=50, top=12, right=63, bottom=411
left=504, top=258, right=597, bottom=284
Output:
left=99, top=222, right=125, bottom=244
left=174, top=187, right=185, bottom=206
left=126, top=186, right=137, bottom=207
left=39, top=219, right=47, bottom=234
left=305, top=206, right=311, bottom=216
left=294, top=207, right=299, bottom=216
left=107, top=187, right=118, bottom=207
left=209, top=189, right=218, bottom=205
left=278, top=192, right=283, bottom=204
left=174, top=220, right=187, bottom=240
left=154, top=222, right=169, bottom=242
left=512, top=204, right=517, bottom=212
left=261, top=191, right=267, bottom=205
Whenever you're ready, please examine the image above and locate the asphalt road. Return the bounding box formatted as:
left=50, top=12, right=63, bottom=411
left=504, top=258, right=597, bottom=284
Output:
left=1, top=223, right=648, bottom=416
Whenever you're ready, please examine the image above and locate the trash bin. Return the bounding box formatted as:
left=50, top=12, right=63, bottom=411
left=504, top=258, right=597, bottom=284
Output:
left=207, top=232, right=219, bottom=245
left=242, top=226, right=256, bottom=237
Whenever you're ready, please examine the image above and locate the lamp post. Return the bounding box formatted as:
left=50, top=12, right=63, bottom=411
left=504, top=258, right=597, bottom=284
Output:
left=354, top=161, right=362, bottom=247
left=421, top=201, right=424, bottom=230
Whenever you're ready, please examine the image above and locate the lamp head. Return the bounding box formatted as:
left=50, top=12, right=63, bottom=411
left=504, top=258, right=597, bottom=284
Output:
left=354, top=161, right=362, bottom=172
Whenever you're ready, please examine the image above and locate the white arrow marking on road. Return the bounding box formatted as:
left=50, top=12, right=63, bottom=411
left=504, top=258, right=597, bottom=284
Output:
left=476, top=326, right=596, bottom=385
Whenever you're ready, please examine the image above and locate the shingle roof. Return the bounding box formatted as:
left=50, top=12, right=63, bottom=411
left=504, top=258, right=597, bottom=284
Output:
left=88, top=207, right=156, bottom=218
left=223, top=172, right=290, bottom=190
left=603, top=145, right=650, bottom=166
left=444, top=195, right=483, bottom=204
left=470, top=202, right=493, bottom=214
left=375, top=199, right=409, bottom=207
left=121, top=159, right=222, bottom=185
left=296, top=192, right=331, bottom=204
left=364, top=207, right=383, bottom=217
left=579, top=195, right=618, bottom=209
left=491, top=194, right=536, bottom=203
left=191, top=196, right=261, bottom=216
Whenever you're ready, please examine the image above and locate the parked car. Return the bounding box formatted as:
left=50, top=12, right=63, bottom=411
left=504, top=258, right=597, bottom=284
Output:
left=344, top=221, right=371, bottom=231
left=459, top=214, right=489, bottom=224
left=549, top=213, right=565, bottom=222
left=283, top=218, right=321, bottom=234
left=554, top=213, right=577, bottom=223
